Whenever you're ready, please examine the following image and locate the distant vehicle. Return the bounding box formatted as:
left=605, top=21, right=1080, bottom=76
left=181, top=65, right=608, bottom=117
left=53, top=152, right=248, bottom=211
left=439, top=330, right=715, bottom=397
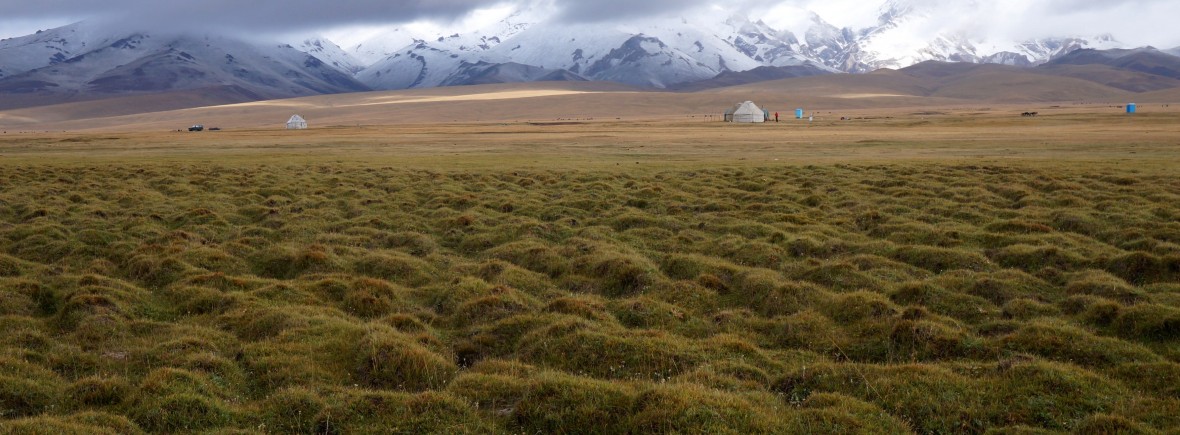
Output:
left=188, top=125, right=204, bottom=132
left=208, top=127, right=222, bottom=131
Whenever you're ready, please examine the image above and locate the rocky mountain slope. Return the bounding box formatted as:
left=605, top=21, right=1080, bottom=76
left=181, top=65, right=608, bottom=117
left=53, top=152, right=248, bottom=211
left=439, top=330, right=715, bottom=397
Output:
left=0, top=22, right=368, bottom=105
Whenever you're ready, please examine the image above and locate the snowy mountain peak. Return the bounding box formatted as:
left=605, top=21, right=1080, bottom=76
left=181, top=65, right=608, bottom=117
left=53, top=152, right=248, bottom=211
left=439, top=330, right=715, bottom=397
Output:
left=0, top=21, right=122, bottom=79
left=0, top=23, right=368, bottom=101
left=298, top=37, right=364, bottom=74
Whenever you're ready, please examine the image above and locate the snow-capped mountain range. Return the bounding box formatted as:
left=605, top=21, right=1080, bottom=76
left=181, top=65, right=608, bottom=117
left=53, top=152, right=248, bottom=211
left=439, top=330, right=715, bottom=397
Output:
left=846, top=0, right=1122, bottom=71
left=347, top=1, right=1125, bottom=88
left=0, top=0, right=1150, bottom=101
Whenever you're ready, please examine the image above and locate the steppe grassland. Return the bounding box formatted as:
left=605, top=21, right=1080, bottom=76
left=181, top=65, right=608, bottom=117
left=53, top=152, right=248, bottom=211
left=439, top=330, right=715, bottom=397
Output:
left=0, top=109, right=1178, bottom=433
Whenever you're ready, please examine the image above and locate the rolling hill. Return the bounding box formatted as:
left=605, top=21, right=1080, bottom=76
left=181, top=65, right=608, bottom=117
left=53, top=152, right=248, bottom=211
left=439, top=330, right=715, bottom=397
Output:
left=1, top=61, right=1156, bottom=133
left=899, top=62, right=1130, bottom=102
left=1034, top=64, right=1180, bottom=92
left=669, top=65, right=835, bottom=92
left=1129, top=86, right=1180, bottom=103
left=1044, top=48, right=1180, bottom=80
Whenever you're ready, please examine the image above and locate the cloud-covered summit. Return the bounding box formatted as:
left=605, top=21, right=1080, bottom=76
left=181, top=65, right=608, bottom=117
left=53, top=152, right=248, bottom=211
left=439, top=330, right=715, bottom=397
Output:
left=1, top=0, right=1179, bottom=47
left=0, top=0, right=720, bottom=34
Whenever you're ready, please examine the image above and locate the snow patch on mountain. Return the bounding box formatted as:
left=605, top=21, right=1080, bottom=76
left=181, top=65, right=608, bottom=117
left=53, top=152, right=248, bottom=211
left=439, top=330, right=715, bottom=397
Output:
left=845, top=1, right=1121, bottom=71
left=0, top=21, right=140, bottom=79
left=298, top=37, right=364, bottom=74
left=0, top=25, right=368, bottom=98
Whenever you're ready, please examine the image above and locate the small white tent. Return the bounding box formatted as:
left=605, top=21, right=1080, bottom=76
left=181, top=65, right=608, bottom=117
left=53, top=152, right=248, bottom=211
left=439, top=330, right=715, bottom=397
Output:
left=725, top=101, right=767, bottom=123
left=286, top=115, right=308, bottom=130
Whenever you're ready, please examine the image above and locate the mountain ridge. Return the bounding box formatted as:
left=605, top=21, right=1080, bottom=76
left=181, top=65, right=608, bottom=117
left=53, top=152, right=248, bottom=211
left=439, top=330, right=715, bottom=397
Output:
left=0, top=1, right=1176, bottom=110
left=0, top=24, right=370, bottom=109
left=339, top=2, right=1124, bottom=90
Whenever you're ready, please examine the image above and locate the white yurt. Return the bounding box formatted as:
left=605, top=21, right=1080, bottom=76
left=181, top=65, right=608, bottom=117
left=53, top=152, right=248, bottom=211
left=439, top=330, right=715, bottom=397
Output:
left=726, top=101, right=767, bottom=123
left=286, top=115, right=308, bottom=130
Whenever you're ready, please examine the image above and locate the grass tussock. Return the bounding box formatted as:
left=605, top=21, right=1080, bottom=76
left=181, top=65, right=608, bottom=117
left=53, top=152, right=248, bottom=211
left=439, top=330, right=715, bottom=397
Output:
left=356, top=328, right=458, bottom=391
left=893, top=245, right=993, bottom=273
left=0, top=412, right=144, bottom=434
left=0, top=163, right=1177, bottom=432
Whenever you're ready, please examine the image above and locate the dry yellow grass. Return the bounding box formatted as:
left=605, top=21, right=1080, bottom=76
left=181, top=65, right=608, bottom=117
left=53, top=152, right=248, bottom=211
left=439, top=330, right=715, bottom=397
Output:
left=1, top=105, right=1177, bottom=171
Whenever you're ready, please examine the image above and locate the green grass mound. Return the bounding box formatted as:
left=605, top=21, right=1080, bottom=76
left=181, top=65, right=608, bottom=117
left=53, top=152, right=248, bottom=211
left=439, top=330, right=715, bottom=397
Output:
left=989, top=244, right=1090, bottom=272
left=1066, top=270, right=1147, bottom=304
left=790, top=393, right=912, bottom=434
left=486, top=240, right=571, bottom=278
left=1106, top=252, right=1180, bottom=285
left=353, top=251, right=438, bottom=286
left=0, top=412, right=144, bottom=435
left=793, top=261, right=884, bottom=291
left=68, top=375, right=133, bottom=408
left=1073, top=414, right=1155, bottom=435
left=517, top=324, right=695, bottom=381
left=1001, top=298, right=1062, bottom=320
left=0, top=357, right=66, bottom=418
left=251, top=244, right=345, bottom=279
left=356, top=328, right=458, bottom=391
left=998, top=321, right=1165, bottom=366
left=892, top=245, right=994, bottom=273
left=322, top=390, right=495, bottom=434
left=628, top=384, right=787, bottom=433
left=987, top=361, right=1129, bottom=431
left=1110, top=304, right=1180, bottom=341
left=891, top=282, right=999, bottom=324
left=508, top=372, right=637, bottom=433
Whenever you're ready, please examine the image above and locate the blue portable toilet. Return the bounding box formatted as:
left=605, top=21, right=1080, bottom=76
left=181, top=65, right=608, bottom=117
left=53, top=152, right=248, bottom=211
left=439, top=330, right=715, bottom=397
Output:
left=1127, top=103, right=1137, bottom=114
left=795, top=108, right=804, bottom=119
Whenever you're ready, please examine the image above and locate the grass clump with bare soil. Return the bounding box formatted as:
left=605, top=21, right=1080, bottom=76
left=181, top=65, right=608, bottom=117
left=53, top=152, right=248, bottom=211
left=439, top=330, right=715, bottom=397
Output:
left=0, top=162, right=1177, bottom=432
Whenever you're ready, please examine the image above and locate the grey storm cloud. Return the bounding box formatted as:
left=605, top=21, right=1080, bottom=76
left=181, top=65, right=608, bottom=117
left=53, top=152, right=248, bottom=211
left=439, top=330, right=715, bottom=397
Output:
left=2, top=0, right=1179, bottom=47
left=0, top=0, right=505, bottom=31
left=0, top=0, right=716, bottom=32
left=554, top=0, right=714, bottom=22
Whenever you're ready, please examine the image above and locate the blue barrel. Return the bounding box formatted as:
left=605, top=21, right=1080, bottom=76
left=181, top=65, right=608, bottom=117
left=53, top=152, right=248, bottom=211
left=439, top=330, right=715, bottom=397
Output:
left=795, top=108, right=804, bottom=119
left=1127, top=103, right=1137, bottom=114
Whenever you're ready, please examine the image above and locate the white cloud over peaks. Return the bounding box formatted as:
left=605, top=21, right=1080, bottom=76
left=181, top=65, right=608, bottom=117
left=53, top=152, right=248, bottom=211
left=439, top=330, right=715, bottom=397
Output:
left=0, top=0, right=1178, bottom=47
left=0, top=18, right=76, bottom=40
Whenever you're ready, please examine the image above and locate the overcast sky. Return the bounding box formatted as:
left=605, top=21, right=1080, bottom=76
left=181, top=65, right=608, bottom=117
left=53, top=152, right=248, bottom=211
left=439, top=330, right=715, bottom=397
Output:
left=2, top=0, right=1178, bottom=48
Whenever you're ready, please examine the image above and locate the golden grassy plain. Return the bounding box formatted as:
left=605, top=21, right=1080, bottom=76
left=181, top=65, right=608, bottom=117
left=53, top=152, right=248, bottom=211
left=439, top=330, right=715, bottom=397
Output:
left=1, top=88, right=1179, bottom=433
left=2, top=99, right=1178, bottom=167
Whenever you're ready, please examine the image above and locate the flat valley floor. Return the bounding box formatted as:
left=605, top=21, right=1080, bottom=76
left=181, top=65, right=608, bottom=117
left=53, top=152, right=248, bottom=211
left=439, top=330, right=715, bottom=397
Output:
left=1, top=106, right=1179, bottom=433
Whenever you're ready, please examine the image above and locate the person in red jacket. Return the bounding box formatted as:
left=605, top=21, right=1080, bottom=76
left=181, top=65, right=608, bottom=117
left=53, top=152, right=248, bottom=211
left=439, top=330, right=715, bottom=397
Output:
left=774, top=112, right=780, bottom=122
